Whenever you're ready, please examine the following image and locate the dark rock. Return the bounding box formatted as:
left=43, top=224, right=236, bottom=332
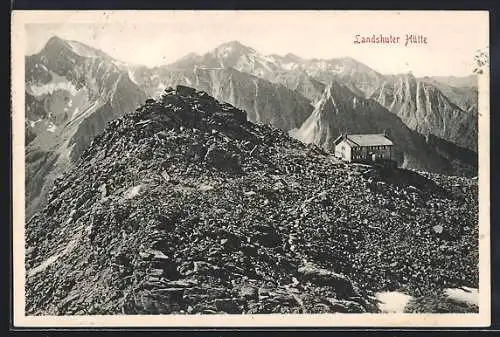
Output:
left=176, top=85, right=197, bottom=97
left=297, top=264, right=357, bottom=297
left=239, top=285, right=258, bottom=300
left=203, top=145, right=240, bottom=171
left=214, top=298, right=243, bottom=314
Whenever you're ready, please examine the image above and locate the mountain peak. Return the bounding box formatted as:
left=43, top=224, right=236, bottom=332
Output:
left=220, top=40, right=247, bottom=47
left=213, top=40, right=255, bottom=54
left=283, top=53, right=304, bottom=62
left=40, top=35, right=105, bottom=59
left=47, top=35, right=66, bottom=44
left=43, top=35, right=70, bottom=52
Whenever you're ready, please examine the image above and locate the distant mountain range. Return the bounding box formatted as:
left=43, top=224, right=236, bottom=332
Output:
left=24, top=36, right=479, bottom=217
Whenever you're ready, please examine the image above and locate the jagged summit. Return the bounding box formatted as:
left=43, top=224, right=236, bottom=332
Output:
left=44, top=35, right=67, bottom=47
left=216, top=40, right=253, bottom=49
left=211, top=40, right=256, bottom=58
left=39, top=35, right=73, bottom=57
left=41, top=35, right=106, bottom=59
left=283, top=53, right=304, bottom=62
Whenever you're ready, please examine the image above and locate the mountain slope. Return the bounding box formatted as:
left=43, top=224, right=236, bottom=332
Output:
left=25, top=86, right=478, bottom=315
left=293, top=82, right=477, bottom=176
left=166, top=42, right=385, bottom=100
left=371, top=74, right=477, bottom=152
left=25, top=36, right=147, bottom=218
left=420, top=76, right=478, bottom=113
left=270, top=70, right=326, bottom=102
left=130, top=66, right=314, bottom=131
left=166, top=41, right=282, bottom=79
left=428, top=75, right=477, bottom=89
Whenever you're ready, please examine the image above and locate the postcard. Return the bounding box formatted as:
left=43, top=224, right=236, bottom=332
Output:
left=11, top=10, right=490, bottom=327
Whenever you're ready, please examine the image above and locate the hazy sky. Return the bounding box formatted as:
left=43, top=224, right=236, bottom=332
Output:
left=23, top=11, right=489, bottom=77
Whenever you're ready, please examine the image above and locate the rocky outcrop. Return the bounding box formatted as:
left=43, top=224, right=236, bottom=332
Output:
left=130, top=67, right=314, bottom=131
left=25, top=87, right=478, bottom=315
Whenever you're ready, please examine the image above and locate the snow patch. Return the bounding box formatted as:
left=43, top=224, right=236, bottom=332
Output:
left=123, top=184, right=145, bottom=199
left=47, top=122, right=57, bottom=133
left=29, top=118, right=43, bottom=128
left=128, top=68, right=138, bottom=85
left=185, top=77, right=192, bottom=85
left=35, top=63, right=48, bottom=71
left=444, top=287, right=479, bottom=306
left=27, top=234, right=81, bottom=278
left=28, top=71, right=79, bottom=97
left=375, top=291, right=414, bottom=313
left=67, top=40, right=99, bottom=57
left=282, top=62, right=297, bottom=70
left=198, top=184, right=214, bottom=191
left=28, top=80, right=78, bottom=97
left=291, top=114, right=317, bottom=145
left=71, top=107, right=80, bottom=120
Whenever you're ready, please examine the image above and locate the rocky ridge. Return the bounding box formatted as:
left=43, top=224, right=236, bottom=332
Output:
left=371, top=73, right=477, bottom=152
left=25, top=86, right=478, bottom=315
left=25, top=36, right=147, bottom=218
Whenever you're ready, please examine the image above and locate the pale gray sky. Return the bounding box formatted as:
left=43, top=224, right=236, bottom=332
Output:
left=23, top=11, right=489, bottom=77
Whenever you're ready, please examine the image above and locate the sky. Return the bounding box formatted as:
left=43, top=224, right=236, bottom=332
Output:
left=22, top=10, right=489, bottom=77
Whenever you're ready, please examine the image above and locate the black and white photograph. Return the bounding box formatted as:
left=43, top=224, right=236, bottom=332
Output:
left=11, top=10, right=490, bottom=327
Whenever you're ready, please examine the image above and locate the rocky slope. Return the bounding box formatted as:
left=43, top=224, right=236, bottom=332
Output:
left=293, top=82, right=477, bottom=177
left=420, top=76, right=478, bottom=113
left=25, top=86, right=478, bottom=315
left=25, top=36, right=147, bottom=218
left=429, top=75, right=478, bottom=89
left=371, top=73, right=477, bottom=152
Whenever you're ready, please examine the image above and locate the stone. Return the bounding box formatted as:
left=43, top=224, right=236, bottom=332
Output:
left=239, top=285, right=258, bottom=300
left=176, top=85, right=196, bottom=97
left=214, top=298, right=243, bottom=314
left=297, top=264, right=357, bottom=297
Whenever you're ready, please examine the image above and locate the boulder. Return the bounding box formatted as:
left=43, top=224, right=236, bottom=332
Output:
left=297, top=263, right=357, bottom=297
left=203, top=145, right=241, bottom=171
left=239, top=285, right=259, bottom=300
left=176, top=85, right=197, bottom=97
left=214, top=298, right=243, bottom=314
